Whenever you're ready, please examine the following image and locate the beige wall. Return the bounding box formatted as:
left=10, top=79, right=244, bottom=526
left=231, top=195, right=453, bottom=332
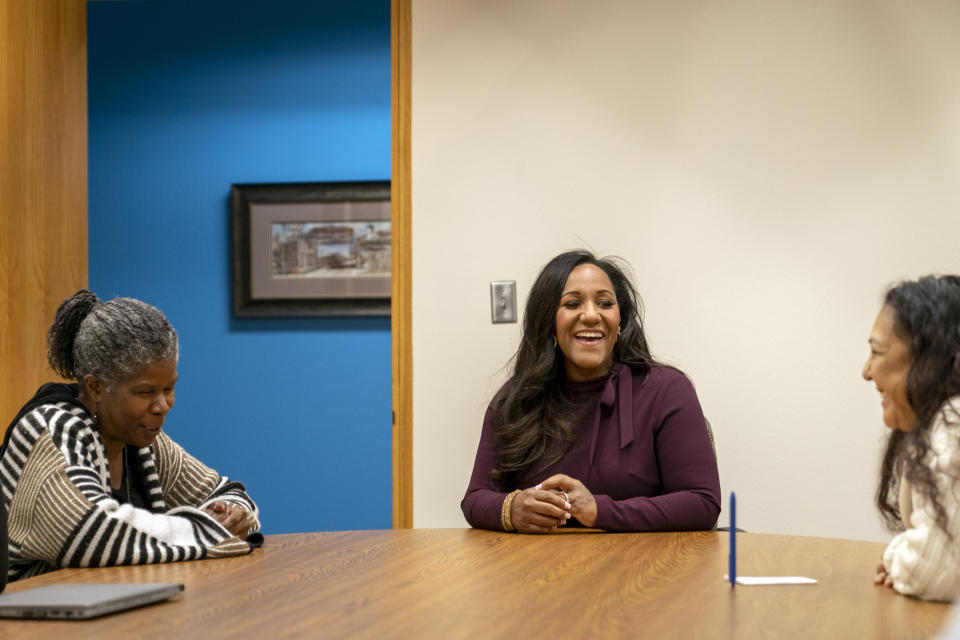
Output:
left=411, top=0, right=960, bottom=541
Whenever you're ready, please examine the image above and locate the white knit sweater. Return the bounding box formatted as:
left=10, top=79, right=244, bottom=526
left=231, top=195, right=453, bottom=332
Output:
left=883, top=398, right=960, bottom=602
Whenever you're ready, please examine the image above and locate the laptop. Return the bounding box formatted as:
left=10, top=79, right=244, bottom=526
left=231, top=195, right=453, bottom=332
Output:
left=0, top=582, right=184, bottom=619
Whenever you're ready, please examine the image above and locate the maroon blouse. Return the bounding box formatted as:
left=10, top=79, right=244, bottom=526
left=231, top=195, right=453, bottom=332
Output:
left=461, top=361, right=721, bottom=532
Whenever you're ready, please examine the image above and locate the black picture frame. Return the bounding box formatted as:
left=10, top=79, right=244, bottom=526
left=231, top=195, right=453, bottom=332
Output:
left=231, top=181, right=391, bottom=317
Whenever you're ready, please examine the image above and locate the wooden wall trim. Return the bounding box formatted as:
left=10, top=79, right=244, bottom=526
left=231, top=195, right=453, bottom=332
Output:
left=391, top=0, right=413, bottom=528
left=0, top=0, right=88, bottom=432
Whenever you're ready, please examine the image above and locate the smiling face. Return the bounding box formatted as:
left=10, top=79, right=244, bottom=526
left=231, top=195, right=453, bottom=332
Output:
left=862, top=305, right=916, bottom=431
left=555, top=263, right=621, bottom=381
left=86, top=359, right=178, bottom=449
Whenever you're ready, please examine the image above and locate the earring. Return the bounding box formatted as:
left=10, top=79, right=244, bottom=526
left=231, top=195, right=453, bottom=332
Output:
left=553, top=335, right=558, bottom=349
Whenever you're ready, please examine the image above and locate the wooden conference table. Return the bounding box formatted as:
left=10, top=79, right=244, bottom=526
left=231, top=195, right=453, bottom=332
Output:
left=1, top=529, right=951, bottom=639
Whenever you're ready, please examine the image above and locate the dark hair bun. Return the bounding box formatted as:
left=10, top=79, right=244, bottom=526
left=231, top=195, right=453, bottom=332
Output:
left=47, top=290, right=100, bottom=379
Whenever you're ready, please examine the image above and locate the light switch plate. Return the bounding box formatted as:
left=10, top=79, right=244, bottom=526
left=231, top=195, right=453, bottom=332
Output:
left=490, top=281, right=517, bottom=323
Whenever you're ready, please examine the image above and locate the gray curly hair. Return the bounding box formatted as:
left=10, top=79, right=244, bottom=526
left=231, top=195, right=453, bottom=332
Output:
left=47, top=290, right=179, bottom=388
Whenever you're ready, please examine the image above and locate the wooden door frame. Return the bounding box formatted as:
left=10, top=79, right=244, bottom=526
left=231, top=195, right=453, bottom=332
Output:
left=391, top=0, right=413, bottom=528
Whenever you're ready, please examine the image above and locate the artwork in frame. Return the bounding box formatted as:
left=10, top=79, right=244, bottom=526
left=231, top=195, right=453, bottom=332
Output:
left=231, top=181, right=391, bottom=317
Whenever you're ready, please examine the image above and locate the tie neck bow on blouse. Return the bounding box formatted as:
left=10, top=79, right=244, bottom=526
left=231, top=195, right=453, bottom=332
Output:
left=587, top=359, right=650, bottom=466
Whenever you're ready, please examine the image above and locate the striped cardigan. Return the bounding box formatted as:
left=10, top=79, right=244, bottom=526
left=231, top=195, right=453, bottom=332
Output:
left=1, top=385, right=262, bottom=582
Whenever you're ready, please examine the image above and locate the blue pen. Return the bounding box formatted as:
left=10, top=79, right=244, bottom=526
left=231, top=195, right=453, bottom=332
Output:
left=729, top=491, right=736, bottom=587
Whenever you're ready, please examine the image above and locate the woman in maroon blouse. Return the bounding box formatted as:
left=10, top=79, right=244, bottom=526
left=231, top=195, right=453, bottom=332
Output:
left=461, top=250, right=721, bottom=533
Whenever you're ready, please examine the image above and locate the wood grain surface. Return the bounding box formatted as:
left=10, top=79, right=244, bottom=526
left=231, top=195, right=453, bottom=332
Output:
left=390, top=0, right=413, bottom=529
left=1, top=530, right=950, bottom=639
left=0, top=0, right=88, bottom=432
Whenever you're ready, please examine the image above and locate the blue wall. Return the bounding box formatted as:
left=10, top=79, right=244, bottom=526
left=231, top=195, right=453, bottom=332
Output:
left=87, top=0, right=392, bottom=533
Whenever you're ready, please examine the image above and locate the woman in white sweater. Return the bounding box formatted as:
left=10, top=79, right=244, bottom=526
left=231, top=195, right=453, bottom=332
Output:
left=862, top=275, right=960, bottom=602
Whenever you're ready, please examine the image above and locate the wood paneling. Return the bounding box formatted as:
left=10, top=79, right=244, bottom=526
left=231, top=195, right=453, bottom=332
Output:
left=391, top=0, right=413, bottom=528
left=0, top=0, right=87, bottom=432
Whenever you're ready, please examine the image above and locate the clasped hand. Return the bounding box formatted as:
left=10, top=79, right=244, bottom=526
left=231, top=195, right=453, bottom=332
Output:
left=874, top=558, right=894, bottom=588
left=510, top=473, right=598, bottom=534
left=204, top=501, right=253, bottom=538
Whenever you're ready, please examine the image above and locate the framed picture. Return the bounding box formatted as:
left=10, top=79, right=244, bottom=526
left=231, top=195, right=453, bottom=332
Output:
left=231, top=181, right=391, bottom=317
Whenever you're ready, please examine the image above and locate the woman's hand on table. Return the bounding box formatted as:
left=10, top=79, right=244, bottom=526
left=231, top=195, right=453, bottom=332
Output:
left=510, top=486, right=571, bottom=533
left=874, top=558, right=894, bottom=588
left=539, top=474, right=597, bottom=528
left=205, top=501, right=253, bottom=538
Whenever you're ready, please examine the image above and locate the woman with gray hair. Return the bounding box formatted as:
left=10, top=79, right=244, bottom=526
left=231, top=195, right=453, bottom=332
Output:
left=0, top=290, right=262, bottom=582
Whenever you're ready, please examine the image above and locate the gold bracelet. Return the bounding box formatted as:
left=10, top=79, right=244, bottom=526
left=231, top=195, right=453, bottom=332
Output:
left=501, top=489, right=521, bottom=531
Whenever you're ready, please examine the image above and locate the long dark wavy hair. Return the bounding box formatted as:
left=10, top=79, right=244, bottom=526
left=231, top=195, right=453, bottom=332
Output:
left=489, top=250, right=664, bottom=490
left=875, top=275, right=960, bottom=537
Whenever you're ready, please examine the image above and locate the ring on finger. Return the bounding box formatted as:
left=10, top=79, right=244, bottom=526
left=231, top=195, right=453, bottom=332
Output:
left=561, top=491, right=569, bottom=504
